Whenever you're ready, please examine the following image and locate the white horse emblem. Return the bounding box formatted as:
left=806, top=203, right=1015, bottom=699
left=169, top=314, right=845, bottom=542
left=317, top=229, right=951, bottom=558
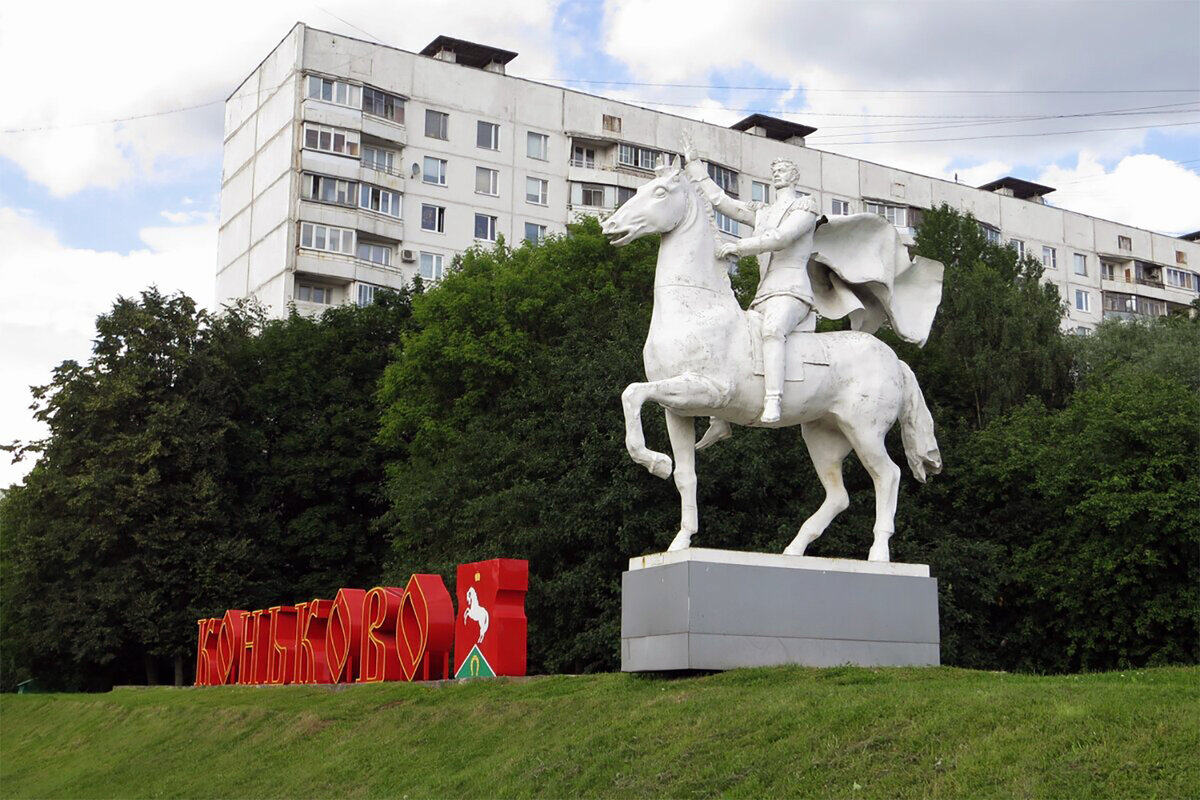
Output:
left=463, top=586, right=490, bottom=643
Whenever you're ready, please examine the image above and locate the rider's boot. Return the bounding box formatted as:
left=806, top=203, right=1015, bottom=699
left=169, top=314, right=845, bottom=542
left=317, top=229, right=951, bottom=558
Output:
left=761, top=336, right=786, bottom=423
left=761, top=394, right=782, bottom=424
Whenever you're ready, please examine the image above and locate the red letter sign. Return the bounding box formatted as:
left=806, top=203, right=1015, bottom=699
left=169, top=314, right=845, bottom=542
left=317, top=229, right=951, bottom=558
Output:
left=396, top=574, right=454, bottom=681
left=295, top=599, right=334, bottom=684
left=327, top=588, right=367, bottom=683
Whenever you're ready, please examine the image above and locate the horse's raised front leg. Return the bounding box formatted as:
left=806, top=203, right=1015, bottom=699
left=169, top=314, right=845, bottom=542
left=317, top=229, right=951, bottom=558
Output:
left=620, top=374, right=728, bottom=480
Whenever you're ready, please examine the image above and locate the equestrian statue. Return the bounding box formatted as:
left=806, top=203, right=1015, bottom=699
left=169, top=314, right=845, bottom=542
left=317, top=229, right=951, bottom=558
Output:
left=601, top=135, right=944, bottom=562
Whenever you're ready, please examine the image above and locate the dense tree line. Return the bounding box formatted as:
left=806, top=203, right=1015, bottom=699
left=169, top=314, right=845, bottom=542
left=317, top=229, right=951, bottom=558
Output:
left=2, top=208, right=1195, bottom=690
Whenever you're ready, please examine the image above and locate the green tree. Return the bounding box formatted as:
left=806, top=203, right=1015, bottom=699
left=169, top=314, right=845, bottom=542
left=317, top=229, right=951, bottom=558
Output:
left=3, top=290, right=253, bottom=688
left=226, top=288, right=416, bottom=606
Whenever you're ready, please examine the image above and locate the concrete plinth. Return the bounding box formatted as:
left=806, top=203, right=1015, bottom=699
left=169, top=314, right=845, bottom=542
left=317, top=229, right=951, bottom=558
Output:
left=620, top=548, right=939, bottom=672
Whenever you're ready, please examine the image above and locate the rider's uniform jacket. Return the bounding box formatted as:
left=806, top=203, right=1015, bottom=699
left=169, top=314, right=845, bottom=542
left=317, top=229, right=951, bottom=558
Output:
left=684, top=160, right=820, bottom=310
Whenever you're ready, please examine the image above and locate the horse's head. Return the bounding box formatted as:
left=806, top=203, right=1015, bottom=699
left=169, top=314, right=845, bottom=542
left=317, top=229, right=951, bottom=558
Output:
left=601, top=155, right=689, bottom=246
left=466, top=586, right=478, bottom=608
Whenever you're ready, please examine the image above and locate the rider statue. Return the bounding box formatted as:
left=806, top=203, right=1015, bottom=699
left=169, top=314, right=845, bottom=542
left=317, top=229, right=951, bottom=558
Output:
left=682, top=134, right=819, bottom=423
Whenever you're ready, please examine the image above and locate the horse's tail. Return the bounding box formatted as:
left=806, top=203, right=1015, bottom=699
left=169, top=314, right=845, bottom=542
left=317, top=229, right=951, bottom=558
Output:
left=898, top=361, right=942, bottom=483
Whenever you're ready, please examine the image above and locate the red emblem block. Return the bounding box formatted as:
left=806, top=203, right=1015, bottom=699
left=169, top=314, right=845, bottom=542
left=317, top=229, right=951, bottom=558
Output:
left=454, top=559, right=529, bottom=677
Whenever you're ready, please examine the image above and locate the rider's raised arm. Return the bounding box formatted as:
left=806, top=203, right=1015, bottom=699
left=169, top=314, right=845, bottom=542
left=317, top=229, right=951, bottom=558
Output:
left=735, top=194, right=819, bottom=257
left=683, top=159, right=757, bottom=225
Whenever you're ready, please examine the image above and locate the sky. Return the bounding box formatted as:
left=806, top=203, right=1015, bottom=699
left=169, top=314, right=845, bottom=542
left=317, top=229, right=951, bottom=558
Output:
left=1, top=0, right=1198, bottom=487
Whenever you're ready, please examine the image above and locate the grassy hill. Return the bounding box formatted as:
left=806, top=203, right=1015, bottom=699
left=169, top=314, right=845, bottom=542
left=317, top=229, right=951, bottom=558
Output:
left=2, top=666, right=1196, bottom=799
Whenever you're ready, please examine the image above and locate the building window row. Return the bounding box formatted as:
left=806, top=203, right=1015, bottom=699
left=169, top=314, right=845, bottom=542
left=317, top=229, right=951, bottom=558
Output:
left=619, top=143, right=665, bottom=171
left=302, top=173, right=401, bottom=219
left=303, top=123, right=360, bottom=158
left=297, top=282, right=334, bottom=305
left=300, top=222, right=355, bottom=256
left=307, top=76, right=361, bottom=109
left=865, top=201, right=908, bottom=228
left=306, top=76, right=405, bottom=124
left=362, top=87, right=405, bottom=124
left=570, top=181, right=635, bottom=210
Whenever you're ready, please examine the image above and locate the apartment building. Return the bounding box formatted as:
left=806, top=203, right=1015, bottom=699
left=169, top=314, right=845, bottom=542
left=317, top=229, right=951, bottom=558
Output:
left=217, top=23, right=1200, bottom=329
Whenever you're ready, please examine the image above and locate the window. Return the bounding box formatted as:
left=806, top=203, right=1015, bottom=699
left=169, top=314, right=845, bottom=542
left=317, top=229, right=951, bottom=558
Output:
left=831, top=198, right=851, bottom=216
left=474, top=213, right=498, bottom=241
left=527, top=131, right=549, bottom=160
left=616, top=186, right=635, bottom=207
left=424, top=109, right=449, bottom=140
left=980, top=224, right=1000, bottom=244
left=526, top=177, right=548, bottom=205
left=296, top=282, right=333, bottom=304
left=524, top=222, right=546, bottom=244
left=602, top=114, right=622, bottom=133
left=419, top=252, right=444, bottom=281
left=302, top=124, right=360, bottom=157
left=356, top=242, right=391, bottom=266
left=571, top=145, right=595, bottom=168
left=1166, top=268, right=1195, bottom=290
left=475, top=166, right=499, bottom=196
left=580, top=183, right=605, bottom=207
left=1117, top=235, right=1132, bottom=251
left=1075, top=289, right=1091, bottom=312
left=299, top=222, right=354, bottom=255
left=865, top=201, right=907, bottom=227
left=1041, top=246, right=1057, bottom=269
left=1101, top=260, right=1120, bottom=281
left=359, top=184, right=401, bottom=217
left=361, top=87, right=404, bottom=124
left=1073, top=253, right=1088, bottom=276
left=707, top=164, right=739, bottom=197
left=307, top=76, right=361, bottom=109
left=1177, top=250, right=1188, bottom=266
left=715, top=212, right=739, bottom=236
left=751, top=181, right=769, bottom=204
left=303, top=174, right=357, bottom=206
left=618, top=143, right=663, bottom=171
left=1008, top=239, right=1025, bottom=258
left=1104, top=292, right=1134, bottom=313
left=356, top=283, right=383, bottom=307
left=476, top=120, right=499, bottom=150
left=362, top=146, right=397, bottom=174
left=420, top=204, right=445, bottom=233
left=1136, top=297, right=1166, bottom=316
left=423, top=157, right=447, bottom=186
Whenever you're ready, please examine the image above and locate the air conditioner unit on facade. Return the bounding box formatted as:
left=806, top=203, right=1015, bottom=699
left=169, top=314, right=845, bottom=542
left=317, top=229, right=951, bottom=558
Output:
left=401, top=249, right=416, bottom=262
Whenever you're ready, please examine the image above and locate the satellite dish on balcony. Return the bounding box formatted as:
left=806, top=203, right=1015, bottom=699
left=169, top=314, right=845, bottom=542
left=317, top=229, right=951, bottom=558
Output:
left=411, top=162, right=421, bottom=178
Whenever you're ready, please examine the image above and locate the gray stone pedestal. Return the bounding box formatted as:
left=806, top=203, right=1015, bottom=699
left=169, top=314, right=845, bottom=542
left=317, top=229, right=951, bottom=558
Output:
left=621, top=548, right=939, bottom=671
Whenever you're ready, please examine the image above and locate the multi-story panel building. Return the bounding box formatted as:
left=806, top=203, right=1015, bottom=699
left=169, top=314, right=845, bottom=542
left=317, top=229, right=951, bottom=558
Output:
left=218, top=24, right=1200, bottom=328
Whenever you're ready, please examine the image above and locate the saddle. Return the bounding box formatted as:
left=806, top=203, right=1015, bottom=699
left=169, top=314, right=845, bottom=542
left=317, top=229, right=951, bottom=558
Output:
left=746, top=310, right=830, bottom=382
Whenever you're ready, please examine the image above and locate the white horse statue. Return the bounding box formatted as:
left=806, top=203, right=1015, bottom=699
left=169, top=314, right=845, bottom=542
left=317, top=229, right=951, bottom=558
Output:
left=601, top=157, right=943, bottom=562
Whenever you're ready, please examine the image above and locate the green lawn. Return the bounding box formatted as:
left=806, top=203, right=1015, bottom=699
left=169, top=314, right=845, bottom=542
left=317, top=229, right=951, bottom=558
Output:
left=2, top=667, right=1196, bottom=799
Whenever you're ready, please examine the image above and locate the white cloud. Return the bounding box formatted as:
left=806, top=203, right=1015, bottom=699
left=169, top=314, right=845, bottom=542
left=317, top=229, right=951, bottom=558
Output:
left=1039, top=153, right=1200, bottom=235
left=0, top=0, right=560, bottom=196
left=0, top=207, right=217, bottom=488
left=599, top=0, right=1200, bottom=215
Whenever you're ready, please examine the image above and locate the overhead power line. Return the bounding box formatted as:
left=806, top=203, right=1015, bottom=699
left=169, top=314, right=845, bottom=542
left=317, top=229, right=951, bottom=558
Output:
left=539, top=77, right=1200, bottom=96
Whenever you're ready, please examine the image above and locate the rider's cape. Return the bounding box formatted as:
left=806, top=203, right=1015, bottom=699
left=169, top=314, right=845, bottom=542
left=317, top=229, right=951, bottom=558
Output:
left=808, top=214, right=944, bottom=347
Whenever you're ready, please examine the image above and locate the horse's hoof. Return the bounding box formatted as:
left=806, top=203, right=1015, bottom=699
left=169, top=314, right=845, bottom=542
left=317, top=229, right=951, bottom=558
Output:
left=782, top=543, right=807, bottom=556
left=648, top=453, right=673, bottom=479
left=667, top=532, right=692, bottom=551
left=867, top=545, right=890, bottom=562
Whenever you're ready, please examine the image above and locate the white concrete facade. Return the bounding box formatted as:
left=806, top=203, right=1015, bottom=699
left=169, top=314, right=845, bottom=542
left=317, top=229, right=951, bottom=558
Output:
left=217, top=23, right=1200, bottom=328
